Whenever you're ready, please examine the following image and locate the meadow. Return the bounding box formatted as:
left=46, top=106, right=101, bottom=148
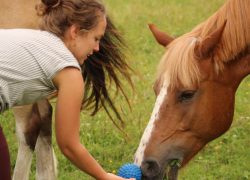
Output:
left=1, top=0, right=250, bottom=179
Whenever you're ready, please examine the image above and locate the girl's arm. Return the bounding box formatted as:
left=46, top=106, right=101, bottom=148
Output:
left=53, top=67, right=133, bottom=180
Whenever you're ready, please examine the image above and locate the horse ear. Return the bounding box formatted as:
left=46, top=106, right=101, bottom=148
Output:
left=195, top=20, right=227, bottom=59
left=148, top=24, right=174, bottom=47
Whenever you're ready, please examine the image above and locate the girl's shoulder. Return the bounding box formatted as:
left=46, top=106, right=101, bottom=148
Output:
left=0, top=28, right=59, bottom=42
left=0, top=28, right=40, bottom=35
left=0, top=28, right=65, bottom=53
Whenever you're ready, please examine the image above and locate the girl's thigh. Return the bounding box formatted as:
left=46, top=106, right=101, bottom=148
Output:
left=0, top=125, right=11, bottom=180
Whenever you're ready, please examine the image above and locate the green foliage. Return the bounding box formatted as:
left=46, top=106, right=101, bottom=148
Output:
left=1, top=0, right=249, bottom=179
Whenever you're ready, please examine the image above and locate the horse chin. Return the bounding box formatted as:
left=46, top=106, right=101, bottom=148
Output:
left=165, top=160, right=180, bottom=180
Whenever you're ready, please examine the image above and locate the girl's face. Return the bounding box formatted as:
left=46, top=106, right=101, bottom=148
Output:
left=64, top=15, right=107, bottom=65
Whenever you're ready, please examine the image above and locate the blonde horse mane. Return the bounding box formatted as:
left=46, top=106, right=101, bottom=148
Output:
left=157, top=0, right=250, bottom=88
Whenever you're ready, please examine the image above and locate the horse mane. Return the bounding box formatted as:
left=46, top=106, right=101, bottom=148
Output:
left=157, top=0, right=250, bottom=88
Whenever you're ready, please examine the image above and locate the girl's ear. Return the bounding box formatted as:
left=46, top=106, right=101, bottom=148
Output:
left=68, top=24, right=80, bottom=40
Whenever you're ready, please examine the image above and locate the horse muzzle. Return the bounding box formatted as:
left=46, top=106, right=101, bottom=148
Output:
left=141, top=157, right=181, bottom=180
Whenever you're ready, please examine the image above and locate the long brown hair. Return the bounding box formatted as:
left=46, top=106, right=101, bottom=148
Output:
left=36, top=0, right=105, bottom=37
left=36, top=0, right=133, bottom=126
left=82, top=16, right=133, bottom=128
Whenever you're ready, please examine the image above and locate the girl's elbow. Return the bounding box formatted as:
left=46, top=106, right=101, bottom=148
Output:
left=57, top=139, right=74, bottom=157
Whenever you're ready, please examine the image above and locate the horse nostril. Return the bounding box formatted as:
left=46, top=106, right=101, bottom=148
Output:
left=141, top=158, right=161, bottom=178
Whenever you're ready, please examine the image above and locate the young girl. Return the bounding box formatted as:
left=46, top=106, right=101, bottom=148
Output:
left=0, top=0, right=134, bottom=179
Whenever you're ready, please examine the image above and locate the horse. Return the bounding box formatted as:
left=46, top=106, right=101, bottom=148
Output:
left=134, top=0, right=250, bottom=179
left=1, top=0, right=58, bottom=179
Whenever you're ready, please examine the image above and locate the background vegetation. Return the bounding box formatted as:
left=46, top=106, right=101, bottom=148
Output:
left=1, top=0, right=249, bottom=179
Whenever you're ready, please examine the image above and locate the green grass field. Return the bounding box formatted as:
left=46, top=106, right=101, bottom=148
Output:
left=1, top=0, right=250, bottom=179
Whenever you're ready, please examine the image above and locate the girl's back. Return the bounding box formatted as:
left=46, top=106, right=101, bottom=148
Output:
left=0, top=29, right=80, bottom=110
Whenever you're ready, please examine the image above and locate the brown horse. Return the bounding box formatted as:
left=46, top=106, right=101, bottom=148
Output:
left=134, top=0, right=250, bottom=179
left=1, top=1, right=57, bottom=179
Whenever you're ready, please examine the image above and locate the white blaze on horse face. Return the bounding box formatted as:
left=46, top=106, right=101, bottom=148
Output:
left=134, top=79, right=169, bottom=166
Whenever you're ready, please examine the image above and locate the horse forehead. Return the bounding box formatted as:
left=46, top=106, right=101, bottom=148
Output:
left=161, top=36, right=201, bottom=88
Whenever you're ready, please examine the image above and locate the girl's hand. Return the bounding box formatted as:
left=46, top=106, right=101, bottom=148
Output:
left=99, top=173, right=135, bottom=180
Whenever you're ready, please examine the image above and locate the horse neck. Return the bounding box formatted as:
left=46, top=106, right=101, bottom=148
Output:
left=238, top=53, right=250, bottom=80
left=226, top=49, right=250, bottom=89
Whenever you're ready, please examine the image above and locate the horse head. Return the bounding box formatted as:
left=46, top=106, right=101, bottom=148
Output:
left=134, top=7, right=250, bottom=179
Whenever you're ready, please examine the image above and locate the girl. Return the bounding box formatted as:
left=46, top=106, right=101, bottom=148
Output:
left=0, top=0, right=134, bottom=179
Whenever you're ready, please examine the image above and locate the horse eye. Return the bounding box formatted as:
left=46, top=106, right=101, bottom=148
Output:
left=178, top=90, right=196, bottom=102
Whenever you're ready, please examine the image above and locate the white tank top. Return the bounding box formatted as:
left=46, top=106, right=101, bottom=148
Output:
left=0, top=29, right=81, bottom=112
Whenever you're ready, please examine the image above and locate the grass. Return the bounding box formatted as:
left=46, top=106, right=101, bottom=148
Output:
left=1, top=0, right=250, bottom=179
